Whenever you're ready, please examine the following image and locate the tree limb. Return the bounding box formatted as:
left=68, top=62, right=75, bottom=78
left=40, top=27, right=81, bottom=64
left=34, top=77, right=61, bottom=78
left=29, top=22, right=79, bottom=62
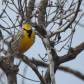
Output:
left=58, top=42, right=84, bottom=64
left=30, top=59, right=84, bottom=80
left=19, top=54, right=47, bottom=84
left=27, top=0, right=35, bottom=19
left=0, top=60, right=19, bottom=84
left=38, top=0, right=48, bottom=25
left=36, top=0, right=48, bottom=37
left=43, top=37, right=56, bottom=84
left=58, top=66, right=84, bottom=80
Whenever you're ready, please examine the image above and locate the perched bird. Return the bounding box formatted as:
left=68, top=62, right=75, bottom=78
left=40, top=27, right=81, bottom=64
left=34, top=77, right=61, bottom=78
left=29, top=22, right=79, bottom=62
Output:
left=10, top=22, right=35, bottom=53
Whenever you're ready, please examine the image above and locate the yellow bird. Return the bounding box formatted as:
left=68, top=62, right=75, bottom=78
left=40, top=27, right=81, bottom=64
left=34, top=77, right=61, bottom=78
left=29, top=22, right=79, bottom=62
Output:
left=10, top=23, right=35, bottom=53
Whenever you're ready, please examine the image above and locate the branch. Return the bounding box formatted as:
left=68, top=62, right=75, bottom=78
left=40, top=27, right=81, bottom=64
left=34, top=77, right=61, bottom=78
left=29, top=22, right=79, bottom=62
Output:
left=0, top=52, right=19, bottom=61
left=58, top=66, right=84, bottom=80
left=29, top=59, right=84, bottom=80
left=18, top=0, right=24, bottom=20
left=38, top=0, right=48, bottom=25
left=4, top=1, right=18, bottom=14
left=27, top=0, right=35, bottom=19
left=43, top=37, right=56, bottom=84
left=0, top=1, right=8, bottom=18
left=0, top=60, right=18, bottom=84
left=11, top=0, right=19, bottom=12
left=0, top=30, right=4, bottom=53
left=17, top=72, right=40, bottom=82
left=30, top=59, right=48, bottom=67
left=19, top=54, right=47, bottom=84
left=0, top=24, right=12, bottom=35
left=74, top=20, right=84, bottom=27
left=58, top=42, right=84, bottom=64
left=33, top=22, right=47, bottom=37
left=48, top=0, right=82, bottom=38
left=36, top=0, right=48, bottom=37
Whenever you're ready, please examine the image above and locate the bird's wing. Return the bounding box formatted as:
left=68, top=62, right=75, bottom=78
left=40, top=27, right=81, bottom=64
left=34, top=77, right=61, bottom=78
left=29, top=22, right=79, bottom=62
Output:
left=11, top=29, right=24, bottom=52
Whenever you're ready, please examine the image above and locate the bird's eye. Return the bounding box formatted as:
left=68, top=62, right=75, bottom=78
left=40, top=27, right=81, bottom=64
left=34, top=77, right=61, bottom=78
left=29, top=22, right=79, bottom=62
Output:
left=23, top=28, right=26, bottom=30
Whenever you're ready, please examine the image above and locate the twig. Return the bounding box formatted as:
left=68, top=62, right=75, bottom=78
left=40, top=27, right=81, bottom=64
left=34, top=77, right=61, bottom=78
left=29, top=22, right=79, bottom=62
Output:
left=74, top=13, right=84, bottom=28
left=0, top=52, right=19, bottom=61
left=17, top=72, right=40, bottom=82
left=38, top=54, right=48, bottom=62
left=11, top=0, right=19, bottom=12
left=54, top=33, right=71, bottom=45
left=24, top=58, right=84, bottom=81
left=48, top=0, right=82, bottom=38
left=52, top=37, right=71, bottom=52
left=1, top=18, right=10, bottom=28
left=0, top=24, right=12, bottom=35
left=5, top=1, right=18, bottom=14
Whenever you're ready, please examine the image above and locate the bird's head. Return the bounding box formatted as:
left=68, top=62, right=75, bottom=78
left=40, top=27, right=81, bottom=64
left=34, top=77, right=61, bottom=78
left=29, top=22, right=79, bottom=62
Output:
left=22, top=20, right=31, bottom=31
left=23, top=24, right=31, bottom=31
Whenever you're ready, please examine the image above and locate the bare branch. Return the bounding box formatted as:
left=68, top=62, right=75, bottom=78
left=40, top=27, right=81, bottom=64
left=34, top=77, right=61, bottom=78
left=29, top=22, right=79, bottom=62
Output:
left=48, top=0, right=82, bottom=38
left=0, top=24, right=12, bottom=35
left=58, top=42, right=84, bottom=64
left=74, top=20, right=84, bottom=27
left=0, top=30, right=4, bottom=53
left=58, top=66, right=84, bottom=80
left=17, top=72, right=40, bottom=82
left=33, top=0, right=48, bottom=37
left=18, top=0, right=24, bottom=21
left=33, top=23, right=47, bottom=37
left=0, top=60, right=18, bottom=84
left=27, top=0, right=35, bottom=19
left=38, top=0, right=48, bottom=25
left=19, top=54, right=47, bottom=84
left=43, top=37, right=56, bottom=84
left=4, top=1, right=18, bottom=14
left=30, top=59, right=48, bottom=67
left=11, top=0, right=19, bottom=12
left=29, top=59, right=84, bottom=80
left=0, top=52, right=19, bottom=61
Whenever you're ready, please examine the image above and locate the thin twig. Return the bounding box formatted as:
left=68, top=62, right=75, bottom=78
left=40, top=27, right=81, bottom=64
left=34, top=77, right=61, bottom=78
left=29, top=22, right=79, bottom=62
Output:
left=17, top=72, right=40, bottom=82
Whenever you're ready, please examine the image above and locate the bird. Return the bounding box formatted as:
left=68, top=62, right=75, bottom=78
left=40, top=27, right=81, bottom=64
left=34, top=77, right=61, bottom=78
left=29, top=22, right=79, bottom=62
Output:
left=10, top=22, right=35, bottom=53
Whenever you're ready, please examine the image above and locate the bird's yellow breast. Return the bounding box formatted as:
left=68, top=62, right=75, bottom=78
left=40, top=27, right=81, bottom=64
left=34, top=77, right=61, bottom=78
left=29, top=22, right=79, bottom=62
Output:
left=19, top=25, right=35, bottom=53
